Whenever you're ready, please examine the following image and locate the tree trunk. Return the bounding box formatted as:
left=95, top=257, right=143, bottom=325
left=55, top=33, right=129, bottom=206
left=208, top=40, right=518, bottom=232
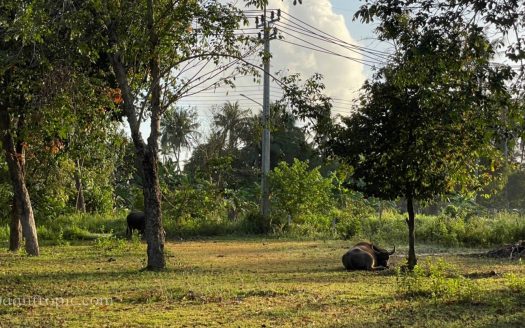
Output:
left=144, top=0, right=165, bottom=270
left=0, top=112, right=39, bottom=256
left=107, top=2, right=165, bottom=269
left=406, top=196, right=417, bottom=270
left=143, top=148, right=165, bottom=269
left=74, top=159, right=86, bottom=212
left=175, top=147, right=182, bottom=172
left=9, top=196, right=22, bottom=252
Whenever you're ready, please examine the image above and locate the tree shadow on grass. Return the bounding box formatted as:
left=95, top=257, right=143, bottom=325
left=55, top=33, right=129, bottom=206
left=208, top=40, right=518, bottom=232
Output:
left=326, top=288, right=525, bottom=328
left=0, top=265, right=190, bottom=286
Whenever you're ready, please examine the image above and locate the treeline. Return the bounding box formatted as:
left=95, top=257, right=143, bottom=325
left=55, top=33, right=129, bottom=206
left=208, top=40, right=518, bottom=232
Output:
left=2, top=98, right=525, bottom=243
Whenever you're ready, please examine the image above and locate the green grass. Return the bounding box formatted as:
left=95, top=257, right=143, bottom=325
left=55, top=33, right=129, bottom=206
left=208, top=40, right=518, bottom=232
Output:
left=0, top=239, right=523, bottom=327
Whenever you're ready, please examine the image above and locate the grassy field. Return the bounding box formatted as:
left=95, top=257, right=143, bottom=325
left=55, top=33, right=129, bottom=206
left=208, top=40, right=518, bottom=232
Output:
left=0, top=239, right=524, bottom=327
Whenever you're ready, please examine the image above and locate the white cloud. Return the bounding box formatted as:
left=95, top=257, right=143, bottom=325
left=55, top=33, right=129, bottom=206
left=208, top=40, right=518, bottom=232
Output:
left=266, top=0, right=366, bottom=104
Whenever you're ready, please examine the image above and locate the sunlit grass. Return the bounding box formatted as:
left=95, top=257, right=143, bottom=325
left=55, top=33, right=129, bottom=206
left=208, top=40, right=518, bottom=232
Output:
left=0, top=239, right=523, bottom=327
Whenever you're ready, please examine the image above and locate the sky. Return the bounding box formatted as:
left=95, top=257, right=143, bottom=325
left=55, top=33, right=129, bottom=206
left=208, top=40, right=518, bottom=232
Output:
left=129, top=1, right=521, bottom=164
left=265, top=0, right=366, bottom=106
left=175, top=0, right=387, bottom=118
left=135, top=1, right=387, bottom=157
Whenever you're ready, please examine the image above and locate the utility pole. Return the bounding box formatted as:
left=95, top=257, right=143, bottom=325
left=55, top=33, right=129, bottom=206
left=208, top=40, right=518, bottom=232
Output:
left=256, top=7, right=279, bottom=224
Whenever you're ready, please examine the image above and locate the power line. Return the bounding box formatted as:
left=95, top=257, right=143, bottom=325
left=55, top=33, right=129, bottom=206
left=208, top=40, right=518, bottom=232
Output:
left=280, top=11, right=391, bottom=57
left=275, top=19, right=390, bottom=60
left=274, top=21, right=389, bottom=63
left=277, top=29, right=383, bottom=66
left=277, top=39, right=378, bottom=68
left=253, top=11, right=391, bottom=68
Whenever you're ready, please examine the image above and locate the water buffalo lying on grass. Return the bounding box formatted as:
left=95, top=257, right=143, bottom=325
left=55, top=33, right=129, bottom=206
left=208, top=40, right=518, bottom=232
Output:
left=126, top=211, right=145, bottom=238
left=342, top=242, right=395, bottom=271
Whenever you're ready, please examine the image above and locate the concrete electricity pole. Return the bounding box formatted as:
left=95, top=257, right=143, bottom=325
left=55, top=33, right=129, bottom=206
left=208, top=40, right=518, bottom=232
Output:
left=256, top=7, right=280, bottom=223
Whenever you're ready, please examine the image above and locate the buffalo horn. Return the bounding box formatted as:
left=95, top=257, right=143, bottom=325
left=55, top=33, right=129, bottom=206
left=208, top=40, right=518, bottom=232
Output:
left=388, top=246, right=396, bottom=255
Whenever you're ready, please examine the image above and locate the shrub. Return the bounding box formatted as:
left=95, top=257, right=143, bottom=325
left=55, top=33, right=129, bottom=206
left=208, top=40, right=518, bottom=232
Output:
left=269, top=159, right=334, bottom=228
left=443, top=204, right=459, bottom=218
left=37, top=226, right=69, bottom=246
left=94, top=233, right=129, bottom=256
left=163, top=179, right=227, bottom=225
left=370, top=210, right=407, bottom=243
left=240, top=210, right=269, bottom=234
left=396, top=258, right=481, bottom=303
left=62, top=226, right=98, bottom=240
left=334, top=209, right=362, bottom=240
left=0, top=224, right=10, bottom=242
left=0, top=182, right=12, bottom=223
left=35, top=212, right=126, bottom=242
left=333, top=192, right=374, bottom=239
left=285, top=213, right=333, bottom=239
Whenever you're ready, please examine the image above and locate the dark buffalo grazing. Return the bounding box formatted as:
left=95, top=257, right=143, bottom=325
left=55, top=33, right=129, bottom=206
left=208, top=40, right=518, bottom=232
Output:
left=342, top=242, right=395, bottom=271
left=126, top=211, right=145, bottom=238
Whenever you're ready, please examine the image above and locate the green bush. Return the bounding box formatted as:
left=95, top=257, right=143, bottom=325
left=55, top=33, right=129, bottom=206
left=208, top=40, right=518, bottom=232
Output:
left=163, top=179, right=227, bottom=225
left=3, top=191, right=524, bottom=245
left=85, top=185, right=114, bottom=213
left=333, top=192, right=374, bottom=239
left=269, top=159, right=334, bottom=229
left=396, top=258, right=481, bottom=303
left=35, top=211, right=126, bottom=243
left=0, top=182, right=12, bottom=223
left=418, top=216, right=461, bottom=246
left=239, top=210, right=269, bottom=234
left=62, top=226, right=98, bottom=240
left=443, top=204, right=459, bottom=218
left=284, top=213, right=333, bottom=239
left=0, top=224, right=9, bottom=242
left=37, top=226, right=69, bottom=246
left=94, top=233, right=129, bottom=256
left=370, top=210, right=407, bottom=243
left=335, top=210, right=362, bottom=240
left=331, top=209, right=525, bottom=247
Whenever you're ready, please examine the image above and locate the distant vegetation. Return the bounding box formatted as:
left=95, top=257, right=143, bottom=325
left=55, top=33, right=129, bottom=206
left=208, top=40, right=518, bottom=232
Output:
left=2, top=190, right=524, bottom=251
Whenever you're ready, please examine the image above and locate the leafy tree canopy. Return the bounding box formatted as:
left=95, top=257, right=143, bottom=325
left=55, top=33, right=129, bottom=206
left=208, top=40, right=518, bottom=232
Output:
left=327, top=1, right=517, bottom=202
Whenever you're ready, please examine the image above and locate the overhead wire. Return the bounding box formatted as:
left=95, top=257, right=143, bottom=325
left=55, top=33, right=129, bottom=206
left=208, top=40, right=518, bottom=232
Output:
left=277, top=39, right=378, bottom=68
left=279, top=11, right=391, bottom=57
left=177, top=8, right=377, bottom=117
left=276, top=29, right=383, bottom=67
left=273, top=21, right=389, bottom=63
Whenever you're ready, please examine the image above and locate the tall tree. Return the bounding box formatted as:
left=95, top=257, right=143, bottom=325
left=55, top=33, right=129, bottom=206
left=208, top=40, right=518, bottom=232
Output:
left=0, top=0, right=52, bottom=255
left=26, top=67, right=118, bottom=215
left=213, top=101, right=250, bottom=151
left=160, top=107, right=201, bottom=172
left=186, top=103, right=319, bottom=189
left=355, top=0, right=524, bottom=93
left=238, top=103, right=320, bottom=171
left=1, top=0, right=133, bottom=253
left=329, top=8, right=514, bottom=269
left=69, top=0, right=256, bottom=269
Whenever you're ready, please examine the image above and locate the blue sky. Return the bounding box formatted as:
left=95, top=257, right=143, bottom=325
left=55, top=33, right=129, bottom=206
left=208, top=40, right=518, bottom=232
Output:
left=332, top=1, right=374, bottom=41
